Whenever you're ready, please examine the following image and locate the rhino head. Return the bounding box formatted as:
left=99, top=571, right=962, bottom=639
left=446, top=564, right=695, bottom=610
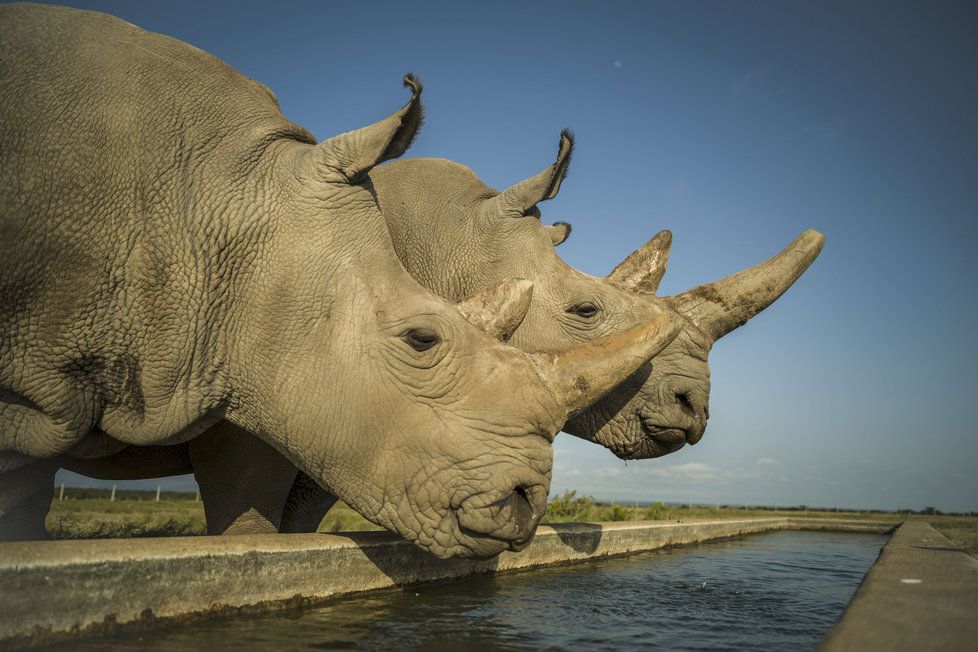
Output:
left=224, top=82, right=681, bottom=557
left=368, top=132, right=824, bottom=460
left=572, top=226, right=825, bottom=458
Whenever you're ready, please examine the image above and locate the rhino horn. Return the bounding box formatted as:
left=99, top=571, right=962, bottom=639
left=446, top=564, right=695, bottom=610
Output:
left=309, top=74, right=424, bottom=184
left=607, top=230, right=672, bottom=293
left=534, top=310, right=683, bottom=417
left=457, top=279, right=534, bottom=342
left=670, top=229, right=825, bottom=340
left=489, top=130, right=574, bottom=215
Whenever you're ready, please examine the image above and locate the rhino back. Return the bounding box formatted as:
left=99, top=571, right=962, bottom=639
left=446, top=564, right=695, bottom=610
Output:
left=0, top=4, right=311, bottom=449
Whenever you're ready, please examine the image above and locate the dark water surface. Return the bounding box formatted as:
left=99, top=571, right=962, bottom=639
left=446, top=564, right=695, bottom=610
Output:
left=76, top=530, right=885, bottom=651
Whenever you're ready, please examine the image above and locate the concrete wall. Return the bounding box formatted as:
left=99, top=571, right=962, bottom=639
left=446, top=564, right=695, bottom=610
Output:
left=0, top=517, right=892, bottom=647
left=820, top=520, right=978, bottom=651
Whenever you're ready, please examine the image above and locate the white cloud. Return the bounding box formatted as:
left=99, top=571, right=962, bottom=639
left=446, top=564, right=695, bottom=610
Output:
left=650, top=462, right=717, bottom=481
left=756, top=457, right=782, bottom=467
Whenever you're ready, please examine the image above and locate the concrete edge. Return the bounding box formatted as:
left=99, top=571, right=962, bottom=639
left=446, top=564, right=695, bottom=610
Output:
left=0, top=517, right=894, bottom=647
left=819, top=520, right=978, bottom=651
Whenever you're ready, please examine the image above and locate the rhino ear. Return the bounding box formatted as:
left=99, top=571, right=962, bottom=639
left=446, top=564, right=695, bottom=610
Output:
left=310, top=74, right=423, bottom=184
left=608, top=230, right=672, bottom=294
left=545, top=222, right=572, bottom=246
left=456, top=279, right=534, bottom=342
left=490, top=130, right=574, bottom=215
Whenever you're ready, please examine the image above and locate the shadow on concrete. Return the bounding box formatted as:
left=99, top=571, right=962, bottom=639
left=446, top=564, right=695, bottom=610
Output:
left=343, top=521, right=606, bottom=586
left=348, top=531, right=501, bottom=585
left=548, top=522, right=604, bottom=554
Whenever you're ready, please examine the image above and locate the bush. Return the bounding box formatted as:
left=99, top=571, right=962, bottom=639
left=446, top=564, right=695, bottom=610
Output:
left=644, top=501, right=669, bottom=520
left=607, top=504, right=630, bottom=521
left=546, top=490, right=597, bottom=521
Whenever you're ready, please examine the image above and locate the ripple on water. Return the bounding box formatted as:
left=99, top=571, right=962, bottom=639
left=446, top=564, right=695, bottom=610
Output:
left=63, top=530, right=885, bottom=652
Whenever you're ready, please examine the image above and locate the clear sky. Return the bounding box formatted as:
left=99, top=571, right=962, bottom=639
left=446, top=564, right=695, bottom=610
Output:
left=38, top=0, right=978, bottom=512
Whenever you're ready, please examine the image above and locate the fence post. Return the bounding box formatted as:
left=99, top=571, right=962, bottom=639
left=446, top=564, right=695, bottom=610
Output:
left=58, top=482, right=65, bottom=501
left=195, top=489, right=200, bottom=502
left=110, top=484, right=116, bottom=502
left=155, top=485, right=161, bottom=502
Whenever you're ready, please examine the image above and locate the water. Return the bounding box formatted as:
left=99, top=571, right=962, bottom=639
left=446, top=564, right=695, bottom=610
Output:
left=75, top=530, right=885, bottom=651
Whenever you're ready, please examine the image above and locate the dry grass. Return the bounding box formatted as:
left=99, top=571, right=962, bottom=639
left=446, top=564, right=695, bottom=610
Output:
left=48, top=499, right=206, bottom=538
left=46, top=493, right=978, bottom=556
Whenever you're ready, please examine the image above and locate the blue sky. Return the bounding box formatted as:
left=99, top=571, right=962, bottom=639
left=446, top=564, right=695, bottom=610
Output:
left=40, top=0, right=978, bottom=511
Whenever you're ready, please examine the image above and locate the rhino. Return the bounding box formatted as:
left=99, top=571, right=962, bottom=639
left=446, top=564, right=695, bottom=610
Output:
left=373, top=139, right=825, bottom=459
left=0, top=4, right=684, bottom=557
left=60, top=132, right=824, bottom=535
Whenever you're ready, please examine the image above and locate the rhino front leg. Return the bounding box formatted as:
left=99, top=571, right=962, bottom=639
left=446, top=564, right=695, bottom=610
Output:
left=189, top=423, right=298, bottom=535
left=0, top=458, right=57, bottom=540
left=280, top=471, right=337, bottom=533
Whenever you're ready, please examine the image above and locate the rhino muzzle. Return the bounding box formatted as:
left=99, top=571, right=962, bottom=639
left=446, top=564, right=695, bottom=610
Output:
left=455, top=482, right=548, bottom=550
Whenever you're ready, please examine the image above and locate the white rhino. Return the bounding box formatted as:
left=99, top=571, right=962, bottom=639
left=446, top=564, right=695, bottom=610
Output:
left=62, top=134, right=823, bottom=536
left=372, top=135, right=825, bottom=459
left=0, top=4, right=683, bottom=557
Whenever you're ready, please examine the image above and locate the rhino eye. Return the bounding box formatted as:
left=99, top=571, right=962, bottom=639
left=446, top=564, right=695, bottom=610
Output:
left=402, top=328, right=441, bottom=352
left=568, top=302, right=600, bottom=319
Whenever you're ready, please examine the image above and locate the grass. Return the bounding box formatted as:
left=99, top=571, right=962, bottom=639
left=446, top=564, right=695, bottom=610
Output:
left=46, top=490, right=978, bottom=556
left=48, top=499, right=207, bottom=539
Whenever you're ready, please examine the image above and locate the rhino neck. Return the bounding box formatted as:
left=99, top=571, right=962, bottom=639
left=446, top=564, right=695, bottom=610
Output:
left=220, top=141, right=413, bottom=468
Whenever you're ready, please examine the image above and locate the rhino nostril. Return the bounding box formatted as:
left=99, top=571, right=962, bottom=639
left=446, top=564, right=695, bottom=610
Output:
left=676, top=392, right=695, bottom=417
left=511, top=485, right=539, bottom=535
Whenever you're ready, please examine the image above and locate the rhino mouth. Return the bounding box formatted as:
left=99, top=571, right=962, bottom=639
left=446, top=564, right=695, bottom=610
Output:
left=606, top=415, right=692, bottom=460
left=455, top=483, right=547, bottom=550
left=639, top=420, right=689, bottom=449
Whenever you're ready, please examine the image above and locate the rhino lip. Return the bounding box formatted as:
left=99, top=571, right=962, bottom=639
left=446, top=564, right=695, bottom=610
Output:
left=455, top=485, right=544, bottom=545
left=639, top=418, right=689, bottom=450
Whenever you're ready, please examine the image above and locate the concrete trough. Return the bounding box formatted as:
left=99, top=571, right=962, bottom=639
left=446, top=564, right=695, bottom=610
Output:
left=0, top=517, right=894, bottom=647
left=820, top=520, right=978, bottom=651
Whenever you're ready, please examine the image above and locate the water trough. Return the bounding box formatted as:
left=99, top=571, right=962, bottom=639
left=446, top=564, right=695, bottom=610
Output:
left=1, top=517, right=971, bottom=649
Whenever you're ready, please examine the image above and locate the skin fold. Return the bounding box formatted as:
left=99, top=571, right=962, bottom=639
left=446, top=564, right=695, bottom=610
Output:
left=63, top=133, right=824, bottom=536
left=0, top=4, right=683, bottom=557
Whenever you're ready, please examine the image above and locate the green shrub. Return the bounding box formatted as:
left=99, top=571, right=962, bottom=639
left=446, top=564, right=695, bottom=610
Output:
left=607, top=504, right=630, bottom=521
left=644, top=501, right=669, bottom=520
left=545, top=490, right=597, bottom=521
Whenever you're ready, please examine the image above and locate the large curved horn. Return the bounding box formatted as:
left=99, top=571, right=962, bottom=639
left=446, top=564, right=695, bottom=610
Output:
left=608, top=230, right=672, bottom=294
left=488, top=130, right=574, bottom=215
left=533, top=310, right=682, bottom=417
left=670, top=230, right=825, bottom=340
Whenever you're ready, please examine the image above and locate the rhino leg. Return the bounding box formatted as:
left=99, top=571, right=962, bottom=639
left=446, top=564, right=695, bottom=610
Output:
left=189, top=423, right=298, bottom=535
left=0, top=459, right=56, bottom=540
left=280, top=471, right=337, bottom=533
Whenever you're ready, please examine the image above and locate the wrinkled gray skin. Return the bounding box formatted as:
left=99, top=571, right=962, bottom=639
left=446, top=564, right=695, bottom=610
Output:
left=0, top=4, right=684, bottom=556
left=64, top=134, right=824, bottom=535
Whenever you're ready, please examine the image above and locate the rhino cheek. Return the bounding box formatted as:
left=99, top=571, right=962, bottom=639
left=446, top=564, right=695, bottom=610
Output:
left=563, top=334, right=713, bottom=461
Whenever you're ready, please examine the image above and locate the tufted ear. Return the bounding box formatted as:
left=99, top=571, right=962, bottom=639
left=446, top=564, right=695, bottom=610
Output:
left=489, top=130, right=574, bottom=215
left=544, top=221, right=572, bottom=246
left=608, top=230, right=672, bottom=294
left=306, top=74, right=423, bottom=184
